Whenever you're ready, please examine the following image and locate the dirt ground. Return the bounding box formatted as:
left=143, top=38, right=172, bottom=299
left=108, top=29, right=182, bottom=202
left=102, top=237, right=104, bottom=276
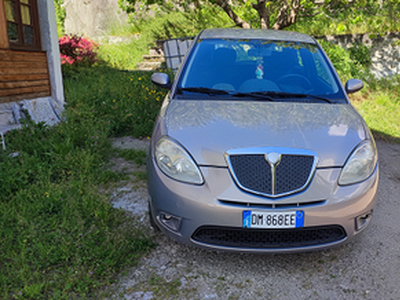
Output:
left=107, top=137, right=400, bottom=300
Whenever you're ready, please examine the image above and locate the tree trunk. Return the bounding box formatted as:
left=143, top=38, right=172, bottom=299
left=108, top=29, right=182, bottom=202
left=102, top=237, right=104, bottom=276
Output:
left=252, top=0, right=270, bottom=29
left=215, top=0, right=251, bottom=28
left=273, top=0, right=302, bottom=30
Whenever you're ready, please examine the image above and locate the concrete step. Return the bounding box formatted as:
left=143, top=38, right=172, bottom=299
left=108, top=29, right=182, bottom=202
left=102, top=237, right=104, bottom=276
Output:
left=136, top=61, right=163, bottom=71
left=23, top=97, right=60, bottom=126
left=149, top=47, right=164, bottom=56
left=142, top=54, right=165, bottom=62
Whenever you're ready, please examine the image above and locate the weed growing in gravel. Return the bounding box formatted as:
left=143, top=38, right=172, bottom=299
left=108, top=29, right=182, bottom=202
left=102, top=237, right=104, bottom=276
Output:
left=131, top=275, right=191, bottom=299
left=132, top=171, right=147, bottom=182
left=116, top=148, right=147, bottom=166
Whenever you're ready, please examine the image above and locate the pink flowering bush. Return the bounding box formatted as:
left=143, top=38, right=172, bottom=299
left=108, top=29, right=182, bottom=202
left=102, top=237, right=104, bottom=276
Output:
left=59, top=34, right=98, bottom=66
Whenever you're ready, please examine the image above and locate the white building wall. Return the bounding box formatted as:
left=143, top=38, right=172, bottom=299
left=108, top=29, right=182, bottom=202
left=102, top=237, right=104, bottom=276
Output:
left=37, top=0, right=65, bottom=109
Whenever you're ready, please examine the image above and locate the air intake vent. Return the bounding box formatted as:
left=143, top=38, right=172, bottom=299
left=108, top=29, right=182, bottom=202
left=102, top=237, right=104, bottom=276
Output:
left=192, top=225, right=346, bottom=248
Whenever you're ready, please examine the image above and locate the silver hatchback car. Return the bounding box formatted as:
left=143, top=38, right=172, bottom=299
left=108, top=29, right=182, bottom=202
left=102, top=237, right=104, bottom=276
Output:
left=147, top=28, right=379, bottom=253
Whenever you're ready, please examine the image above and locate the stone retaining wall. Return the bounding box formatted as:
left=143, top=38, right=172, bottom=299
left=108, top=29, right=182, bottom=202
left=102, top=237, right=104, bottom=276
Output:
left=317, top=32, right=400, bottom=78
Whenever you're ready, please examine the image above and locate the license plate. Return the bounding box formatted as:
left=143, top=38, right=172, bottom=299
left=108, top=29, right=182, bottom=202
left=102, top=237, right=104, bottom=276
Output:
left=243, top=210, right=304, bottom=229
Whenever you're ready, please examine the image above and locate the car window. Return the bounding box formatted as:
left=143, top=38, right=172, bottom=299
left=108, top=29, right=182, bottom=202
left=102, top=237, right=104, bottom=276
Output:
left=178, top=39, right=343, bottom=102
left=312, top=51, right=337, bottom=87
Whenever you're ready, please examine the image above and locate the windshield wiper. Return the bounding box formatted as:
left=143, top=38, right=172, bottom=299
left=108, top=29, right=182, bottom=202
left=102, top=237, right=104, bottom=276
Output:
left=253, top=91, right=332, bottom=103
left=177, top=88, right=332, bottom=103
left=229, top=92, right=274, bottom=101
left=178, top=87, right=230, bottom=95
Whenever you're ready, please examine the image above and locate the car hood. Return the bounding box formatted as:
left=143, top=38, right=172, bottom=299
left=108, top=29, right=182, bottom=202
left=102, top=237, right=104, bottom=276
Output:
left=162, top=100, right=368, bottom=167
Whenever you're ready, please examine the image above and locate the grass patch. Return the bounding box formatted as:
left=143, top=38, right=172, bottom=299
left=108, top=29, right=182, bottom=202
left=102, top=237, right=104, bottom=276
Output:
left=0, top=63, right=162, bottom=298
left=349, top=75, right=400, bottom=142
left=97, top=38, right=149, bottom=71
left=351, top=90, right=400, bottom=142
left=62, top=64, right=169, bottom=138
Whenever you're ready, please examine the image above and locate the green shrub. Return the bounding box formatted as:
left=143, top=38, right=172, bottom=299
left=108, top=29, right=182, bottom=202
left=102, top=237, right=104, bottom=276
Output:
left=54, top=0, right=65, bottom=36
left=348, top=43, right=372, bottom=67
left=144, top=7, right=232, bottom=41
left=317, top=39, right=364, bottom=80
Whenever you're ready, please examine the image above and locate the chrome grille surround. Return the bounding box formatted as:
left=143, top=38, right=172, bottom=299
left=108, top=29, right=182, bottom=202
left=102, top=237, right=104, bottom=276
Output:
left=225, top=147, right=318, bottom=198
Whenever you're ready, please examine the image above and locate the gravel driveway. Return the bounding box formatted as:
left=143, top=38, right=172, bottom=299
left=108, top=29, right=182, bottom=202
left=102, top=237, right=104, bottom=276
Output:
left=109, top=137, right=400, bottom=300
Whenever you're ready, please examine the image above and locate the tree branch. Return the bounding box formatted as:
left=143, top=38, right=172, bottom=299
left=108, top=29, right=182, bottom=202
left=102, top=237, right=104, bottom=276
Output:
left=252, top=0, right=271, bottom=29
left=215, top=0, right=251, bottom=28
left=272, top=0, right=302, bottom=30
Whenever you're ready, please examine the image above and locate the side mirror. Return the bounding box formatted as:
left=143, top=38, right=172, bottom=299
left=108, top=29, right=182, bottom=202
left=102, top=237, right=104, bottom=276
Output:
left=151, top=73, right=171, bottom=89
left=345, top=79, right=363, bottom=94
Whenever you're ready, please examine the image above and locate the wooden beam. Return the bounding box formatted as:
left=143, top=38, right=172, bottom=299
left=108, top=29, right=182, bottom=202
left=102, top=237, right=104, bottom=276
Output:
left=0, top=49, right=46, bottom=61
left=0, top=79, right=49, bottom=89
left=0, top=67, right=49, bottom=75
left=0, top=49, right=46, bottom=57
left=0, top=61, right=49, bottom=70
left=0, top=73, right=49, bottom=82
left=0, top=91, right=51, bottom=103
left=0, top=0, right=10, bottom=49
left=0, top=85, right=50, bottom=97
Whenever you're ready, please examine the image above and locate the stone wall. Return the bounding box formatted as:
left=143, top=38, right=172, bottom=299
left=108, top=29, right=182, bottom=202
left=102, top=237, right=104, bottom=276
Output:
left=63, top=0, right=128, bottom=38
left=318, top=32, right=400, bottom=78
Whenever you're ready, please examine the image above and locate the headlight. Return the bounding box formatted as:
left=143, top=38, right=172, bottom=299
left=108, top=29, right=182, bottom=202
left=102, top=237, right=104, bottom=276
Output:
left=155, top=136, right=204, bottom=184
left=338, top=140, right=377, bottom=186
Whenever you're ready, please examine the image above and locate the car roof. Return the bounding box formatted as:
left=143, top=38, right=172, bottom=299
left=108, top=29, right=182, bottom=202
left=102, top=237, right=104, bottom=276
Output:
left=198, top=28, right=316, bottom=44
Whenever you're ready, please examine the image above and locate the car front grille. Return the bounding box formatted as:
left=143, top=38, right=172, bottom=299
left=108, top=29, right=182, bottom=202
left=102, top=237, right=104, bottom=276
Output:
left=192, top=226, right=346, bottom=249
left=227, top=154, right=315, bottom=197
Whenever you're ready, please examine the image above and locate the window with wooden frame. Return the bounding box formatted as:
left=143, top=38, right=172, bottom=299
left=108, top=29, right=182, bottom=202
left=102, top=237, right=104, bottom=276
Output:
left=4, top=0, right=41, bottom=50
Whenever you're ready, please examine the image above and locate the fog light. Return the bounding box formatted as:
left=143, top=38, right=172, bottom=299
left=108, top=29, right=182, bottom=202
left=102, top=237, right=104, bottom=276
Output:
left=355, top=210, right=373, bottom=231
left=159, top=212, right=182, bottom=232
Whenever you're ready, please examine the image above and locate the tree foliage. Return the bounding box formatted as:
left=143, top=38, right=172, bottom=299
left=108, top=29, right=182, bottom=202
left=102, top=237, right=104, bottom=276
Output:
left=118, top=0, right=400, bottom=31
left=119, top=0, right=317, bottom=29
left=54, top=0, right=66, bottom=35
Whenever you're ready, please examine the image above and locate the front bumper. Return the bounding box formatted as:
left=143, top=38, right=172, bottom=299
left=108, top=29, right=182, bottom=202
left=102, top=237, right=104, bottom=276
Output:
left=147, top=159, right=379, bottom=253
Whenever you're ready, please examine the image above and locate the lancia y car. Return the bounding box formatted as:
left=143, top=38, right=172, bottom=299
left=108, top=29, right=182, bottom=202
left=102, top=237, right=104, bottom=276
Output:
left=147, top=28, right=379, bottom=253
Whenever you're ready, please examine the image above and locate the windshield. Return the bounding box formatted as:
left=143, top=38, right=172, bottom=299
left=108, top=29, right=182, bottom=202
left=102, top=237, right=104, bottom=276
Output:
left=177, top=39, right=345, bottom=103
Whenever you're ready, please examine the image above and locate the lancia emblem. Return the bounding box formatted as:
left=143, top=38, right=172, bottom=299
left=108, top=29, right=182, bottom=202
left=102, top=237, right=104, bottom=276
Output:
left=265, top=152, right=281, bottom=166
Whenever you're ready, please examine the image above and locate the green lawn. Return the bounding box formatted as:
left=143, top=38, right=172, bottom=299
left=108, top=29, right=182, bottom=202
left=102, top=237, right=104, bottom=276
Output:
left=352, top=94, right=400, bottom=142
